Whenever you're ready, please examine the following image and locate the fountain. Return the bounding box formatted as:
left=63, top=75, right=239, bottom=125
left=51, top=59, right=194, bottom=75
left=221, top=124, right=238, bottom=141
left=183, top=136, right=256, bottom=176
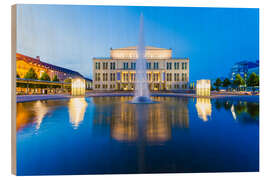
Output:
left=132, top=14, right=152, bottom=104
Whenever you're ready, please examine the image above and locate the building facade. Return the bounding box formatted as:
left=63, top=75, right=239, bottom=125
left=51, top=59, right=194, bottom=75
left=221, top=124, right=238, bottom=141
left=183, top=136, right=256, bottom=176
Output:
left=93, top=46, right=189, bottom=91
left=16, top=53, right=84, bottom=81
left=16, top=53, right=93, bottom=94
left=230, top=60, right=259, bottom=81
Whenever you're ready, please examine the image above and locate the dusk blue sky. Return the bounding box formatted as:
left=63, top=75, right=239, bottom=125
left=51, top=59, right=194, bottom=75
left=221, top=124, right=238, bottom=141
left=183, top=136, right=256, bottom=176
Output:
left=17, top=5, right=259, bottom=82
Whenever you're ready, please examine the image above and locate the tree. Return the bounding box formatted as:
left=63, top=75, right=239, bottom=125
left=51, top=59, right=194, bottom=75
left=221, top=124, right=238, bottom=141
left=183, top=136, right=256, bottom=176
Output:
left=246, top=72, right=259, bottom=88
left=222, top=78, right=231, bottom=88
left=213, top=78, right=222, bottom=91
left=52, top=75, right=59, bottom=82
left=40, top=72, right=51, bottom=81
left=24, top=68, right=38, bottom=80
left=64, top=78, right=72, bottom=92
left=233, top=74, right=245, bottom=89
left=210, top=85, right=215, bottom=91
left=16, top=73, right=20, bottom=78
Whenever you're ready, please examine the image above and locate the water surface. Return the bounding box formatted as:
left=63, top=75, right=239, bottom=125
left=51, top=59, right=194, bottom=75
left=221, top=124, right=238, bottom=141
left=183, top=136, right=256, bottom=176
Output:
left=16, top=96, right=259, bottom=175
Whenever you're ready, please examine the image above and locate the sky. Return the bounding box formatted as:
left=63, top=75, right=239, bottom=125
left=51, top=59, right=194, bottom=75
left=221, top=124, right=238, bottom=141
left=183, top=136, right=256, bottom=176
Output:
left=16, top=5, right=259, bottom=82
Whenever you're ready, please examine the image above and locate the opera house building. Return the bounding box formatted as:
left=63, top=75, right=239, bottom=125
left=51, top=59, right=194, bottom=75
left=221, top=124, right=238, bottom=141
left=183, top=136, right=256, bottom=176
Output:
left=93, top=46, right=189, bottom=91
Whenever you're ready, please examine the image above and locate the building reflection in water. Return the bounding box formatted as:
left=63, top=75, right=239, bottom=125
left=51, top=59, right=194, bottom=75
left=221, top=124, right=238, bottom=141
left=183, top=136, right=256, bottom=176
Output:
left=195, top=98, right=212, bottom=122
left=92, top=96, right=189, bottom=142
left=68, top=98, right=88, bottom=129
left=16, top=100, right=68, bottom=132
left=17, top=101, right=49, bottom=131
left=33, top=101, right=49, bottom=130
left=213, top=99, right=259, bottom=123
left=111, top=102, right=137, bottom=141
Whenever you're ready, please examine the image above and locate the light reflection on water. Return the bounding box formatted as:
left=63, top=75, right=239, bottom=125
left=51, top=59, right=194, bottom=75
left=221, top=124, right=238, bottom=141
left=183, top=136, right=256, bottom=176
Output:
left=68, top=98, right=88, bottom=129
left=16, top=96, right=259, bottom=175
left=195, top=98, right=212, bottom=122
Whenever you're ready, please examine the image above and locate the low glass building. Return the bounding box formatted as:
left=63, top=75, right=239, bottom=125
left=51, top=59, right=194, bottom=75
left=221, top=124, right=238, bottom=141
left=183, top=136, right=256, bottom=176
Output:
left=230, top=60, right=259, bottom=81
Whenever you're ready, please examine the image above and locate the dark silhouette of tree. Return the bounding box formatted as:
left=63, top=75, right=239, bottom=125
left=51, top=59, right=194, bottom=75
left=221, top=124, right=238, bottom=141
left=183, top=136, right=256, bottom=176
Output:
left=222, top=78, right=231, bottom=88
left=247, top=103, right=259, bottom=118
left=40, top=72, right=51, bottom=81
left=24, top=68, right=38, bottom=80
left=213, top=78, right=222, bottom=91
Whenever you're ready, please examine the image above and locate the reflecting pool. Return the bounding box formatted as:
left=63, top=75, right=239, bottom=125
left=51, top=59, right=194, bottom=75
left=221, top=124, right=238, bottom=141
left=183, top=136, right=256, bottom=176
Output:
left=16, top=96, right=259, bottom=175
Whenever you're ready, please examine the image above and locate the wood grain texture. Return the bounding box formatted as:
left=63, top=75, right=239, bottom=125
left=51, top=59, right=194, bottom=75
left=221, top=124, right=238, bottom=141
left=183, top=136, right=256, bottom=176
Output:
left=11, top=4, right=17, bottom=175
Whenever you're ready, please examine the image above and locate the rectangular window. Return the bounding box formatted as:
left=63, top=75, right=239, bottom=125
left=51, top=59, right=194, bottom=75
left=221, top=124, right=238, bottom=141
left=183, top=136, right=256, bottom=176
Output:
left=123, top=62, right=129, bottom=70
left=182, top=73, right=186, bottom=81
left=96, top=73, right=101, bottom=81
left=167, top=73, right=172, bottom=81
left=102, top=73, right=107, bottom=81
left=182, top=63, right=185, bottom=70
left=167, top=62, right=172, bottom=70
left=110, top=62, right=115, bottom=70
left=147, top=62, right=151, bottom=69
left=131, top=62, right=136, bottom=70
left=117, top=72, right=121, bottom=81
left=153, top=62, right=159, bottom=69
left=95, top=62, right=101, bottom=70
left=110, top=73, right=113, bottom=81
left=162, top=72, right=165, bottom=81
left=174, top=62, right=179, bottom=69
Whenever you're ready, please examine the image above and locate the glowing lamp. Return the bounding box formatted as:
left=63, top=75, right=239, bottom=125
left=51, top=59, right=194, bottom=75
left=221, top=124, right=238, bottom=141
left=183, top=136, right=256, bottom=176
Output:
left=196, top=79, right=211, bottom=97
left=71, top=78, right=86, bottom=96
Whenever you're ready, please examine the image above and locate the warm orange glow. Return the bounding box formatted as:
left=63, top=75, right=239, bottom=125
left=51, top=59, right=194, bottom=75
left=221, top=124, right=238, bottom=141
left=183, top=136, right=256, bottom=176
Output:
left=16, top=101, right=50, bottom=131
